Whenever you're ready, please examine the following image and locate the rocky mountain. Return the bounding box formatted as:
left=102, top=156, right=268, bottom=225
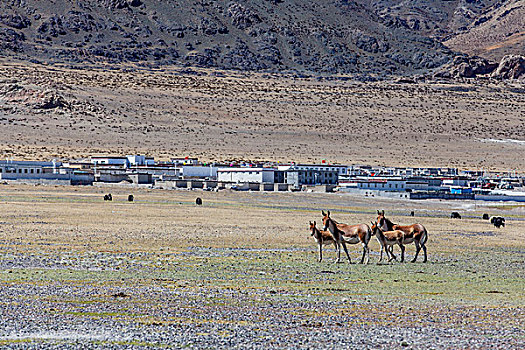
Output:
left=0, top=0, right=455, bottom=76
left=364, top=0, right=503, bottom=40
left=0, top=1, right=522, bottom=77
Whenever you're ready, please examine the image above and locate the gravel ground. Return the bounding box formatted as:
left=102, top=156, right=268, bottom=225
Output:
left=0, top=186, right=523, bottom=348
left=0, top=246, right=523, bottom=349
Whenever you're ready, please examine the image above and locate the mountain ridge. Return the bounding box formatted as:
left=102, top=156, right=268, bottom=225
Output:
left=0, top=1, right=522, bottom=77
left=444, top=0, right=525, bottom=61
left=0, top=0, right=454, bottom=76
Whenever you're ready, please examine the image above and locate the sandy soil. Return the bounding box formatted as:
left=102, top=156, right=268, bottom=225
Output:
left=0, top=185, right=523, bottom=348
left=1, top=60, right=524, bottom=171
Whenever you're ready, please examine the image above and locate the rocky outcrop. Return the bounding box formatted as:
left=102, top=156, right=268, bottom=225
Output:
left=227, top=3, right=261, bottom=30
left=0, top=28, right=25, bottom=51
left=490, top=55, right=525, bottom=80
left=0, top=83, right=68, bottom=109
left=434, top=56, right=498, bottom=78
left=104, top=0, right=142, bottom=9
left=0, top=14, right=31, bottom=29
left=434, top=54, right=525, bottom=80
left=34, top=90, right=68, bottom=109
left=37, top=11, right=100, bottom=38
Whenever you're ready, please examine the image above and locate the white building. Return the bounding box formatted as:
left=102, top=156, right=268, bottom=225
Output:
left=181, top=165, right=218, bottom=179
left=91, top=156, right=128, bottom=166
left=127, top=166, right=181, bottom=179
left=127, top=155, right=155, bottom=166
left=0, top=160, right=52, bottom=176
left=218, top=168, right=275, bottom=183
left=353, top=176, right=443, bottom=192
left=91, top=155, right=154, bottom=168
left=278, top=164, right=349, bottom=176
left=356, top=177, right=407, bottom=191
left=442, top=178, right=470, bottom=187
left=172, top=157, right=199, bottom=166
left=0, top=160, right=93, bottom=184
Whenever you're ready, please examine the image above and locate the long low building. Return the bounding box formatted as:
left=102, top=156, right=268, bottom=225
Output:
left=340, top=176, right=443, bottom=192
left=218, top=168, right=275, bottom=183
left=217, top=166, right=338, bottom=187
left=0, top=160, right=93, bottom=185
left=0, top=160, right=57, bottom=175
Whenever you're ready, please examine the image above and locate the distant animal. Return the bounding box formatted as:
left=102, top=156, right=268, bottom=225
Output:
left=196, top=197, right=202, bottom=205
left=309, top=221, right=337, bottom=262
left=375, top=210, right=428, bottom=263
left=482, top=213, right=490, bottom=220
left=450, top=212, right=461, bottom=219
left=321, top=210, right=372, bottom=264
left=104, top=193, right=112, bottom=201
left=410, top=211, right=415, bottom=217
left=370, top=222, right=406, bottom=263
left=490, top=216, right=505, bottom=228
left=128, top=195, right=134, bottom=202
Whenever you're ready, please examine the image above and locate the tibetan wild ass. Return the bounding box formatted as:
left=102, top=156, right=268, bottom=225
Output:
left=322, top=210, right=372, bottom=264
left=370, top=222, right=406, bottom=263
left=376, top=210, right=428, bottom=263
left=309, top=221, right=337, bottom=262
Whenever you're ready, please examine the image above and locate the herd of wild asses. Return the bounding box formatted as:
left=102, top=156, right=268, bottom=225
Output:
left=309, top=210, right=427, bottom=264
left=98, top=194, right=505, bottom=263
left=310, top=210, right=505, bottom=264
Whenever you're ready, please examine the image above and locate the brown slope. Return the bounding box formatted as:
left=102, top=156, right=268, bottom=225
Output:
left=361, top=0, right=502, bottom=40
left=444, top=0, right=525, bottom=61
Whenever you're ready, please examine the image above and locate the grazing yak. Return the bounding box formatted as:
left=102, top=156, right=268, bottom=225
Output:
left=450, top=212, right=461, bottom=219
left=104, top=193, right=112, bottom=201
left=482, top=213, right=490, bottom=220
left=490, top=216, right=505, bottom=228
left=128, top=195, right=134, bottom=202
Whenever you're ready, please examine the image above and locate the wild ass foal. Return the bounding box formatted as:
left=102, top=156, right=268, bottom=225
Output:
left=321, top=211, right=372, bottom=264
left=309, top=221, right=337, bottom=262
left=376, top=210, right=428, bottom=263
left=370, top=222, right=406, bottom=263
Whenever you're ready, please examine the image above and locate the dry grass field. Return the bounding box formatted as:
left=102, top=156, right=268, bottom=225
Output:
left=1, top=60, right=524, bottom=171
left=0, top=184, right=523, bottom=348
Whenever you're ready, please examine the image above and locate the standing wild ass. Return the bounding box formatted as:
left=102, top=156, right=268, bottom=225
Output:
left=309, top=221, right=337, bottom=262
left=375, top=210, right=428, bottom=263
left=370, top=222, right=406, bottom=263
left=321, top=210, right=372, bottom=264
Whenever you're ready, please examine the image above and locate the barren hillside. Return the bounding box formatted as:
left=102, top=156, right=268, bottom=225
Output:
left=444, top=0, right=525, bottom=61
left=0, top=0, right=457, bottom=76
left=366, top=0, right=503, bottom=40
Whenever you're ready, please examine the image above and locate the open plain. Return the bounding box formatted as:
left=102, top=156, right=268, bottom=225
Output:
left=0, top=184, right=523, bottom=348
left=1, top=60, right=524, bottom=171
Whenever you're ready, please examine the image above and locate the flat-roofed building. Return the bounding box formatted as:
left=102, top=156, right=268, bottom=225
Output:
left=218, top=168, right=275, bottom=183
